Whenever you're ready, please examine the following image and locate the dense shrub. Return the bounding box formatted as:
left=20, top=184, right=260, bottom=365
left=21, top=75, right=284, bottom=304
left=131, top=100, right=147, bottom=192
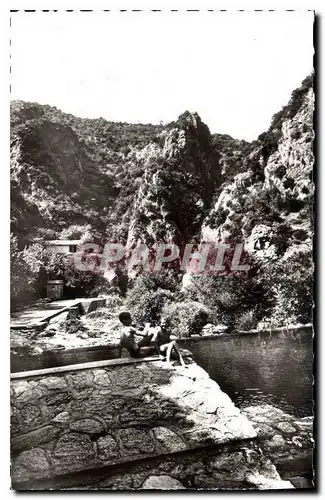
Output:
left=10, top=236, right=50, bottom=307
left=125, top=274, right=175, bottom=325
left=274, top=165, right=287, bottom=179
left=185, top=268, right=270, bottom=330
left=259, top=248, right=313, bottom=326
left=234, top=310, right=258, bottom=331
left=11, top=236, right=38, bottom=307
left=161, top=300, right=210, bottom=338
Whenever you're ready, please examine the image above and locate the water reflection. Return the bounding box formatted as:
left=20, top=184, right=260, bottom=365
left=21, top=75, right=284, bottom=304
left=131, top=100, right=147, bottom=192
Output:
left=182, top=329, right=313, bottom=418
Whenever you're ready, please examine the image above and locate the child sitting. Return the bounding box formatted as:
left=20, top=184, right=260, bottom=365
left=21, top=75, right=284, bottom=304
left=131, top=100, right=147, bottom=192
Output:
left=151, top=317, right=186, bottom=367
left=118, top=311, right=153, bottom=358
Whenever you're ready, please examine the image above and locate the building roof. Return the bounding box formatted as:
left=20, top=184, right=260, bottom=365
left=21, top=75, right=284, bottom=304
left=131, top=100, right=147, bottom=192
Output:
left=44, top=240, right=82, bottom=246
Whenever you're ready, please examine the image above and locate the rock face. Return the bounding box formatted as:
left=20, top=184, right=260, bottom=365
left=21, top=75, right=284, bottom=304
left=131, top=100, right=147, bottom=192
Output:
left=242, top=405, right=314, bottom=484
left=192, top=75, right=314, bottom=327
left=11, top=76, right=314, bottom=329
left=125, top=111, right=221, bottom=252
left=10, top=105, right=221, bottom=248
left=10, top=358, right=292, bottom=490
left=140, top=475, right=186, bottom=490
left=202, top=76, right=314, bottom=255
left=10, top=117, right=118, bottom=240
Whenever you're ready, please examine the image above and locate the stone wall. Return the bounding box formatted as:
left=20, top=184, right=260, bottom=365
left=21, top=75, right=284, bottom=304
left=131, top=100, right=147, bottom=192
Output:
left=242, top=405, right=314, bottom=487
left=10, top=358, right=294, bottom=490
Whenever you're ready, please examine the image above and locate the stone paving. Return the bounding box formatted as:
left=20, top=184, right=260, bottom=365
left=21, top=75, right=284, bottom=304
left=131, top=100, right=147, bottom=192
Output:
left=10, top=344, right=315, bottom=491
left=11, top=298, right=106, bottom=329
left=11, top=357, right=298, bottom=490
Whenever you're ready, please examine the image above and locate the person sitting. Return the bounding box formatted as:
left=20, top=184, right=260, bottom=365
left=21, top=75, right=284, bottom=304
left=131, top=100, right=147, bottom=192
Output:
left=118, top=311, right=153, bottom=358
left=151, top=317, right=186, bottom=367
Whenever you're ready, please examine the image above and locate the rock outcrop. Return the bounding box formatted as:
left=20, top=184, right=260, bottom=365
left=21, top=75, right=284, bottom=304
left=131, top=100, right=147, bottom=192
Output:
left=202, top=77, right=314, bottom=254
left=10, top=75, right=314, bottom=326
left=126, top=111, right=221, bottom=251
left=242, top=405, right=314, bottom=487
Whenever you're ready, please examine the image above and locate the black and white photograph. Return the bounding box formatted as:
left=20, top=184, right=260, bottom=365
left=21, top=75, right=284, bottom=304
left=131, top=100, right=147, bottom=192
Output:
left=9, top=9, right=315, bottom=491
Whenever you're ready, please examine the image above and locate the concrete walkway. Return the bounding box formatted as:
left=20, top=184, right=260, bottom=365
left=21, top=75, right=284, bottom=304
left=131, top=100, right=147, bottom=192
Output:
left=10, top=298, right=106, bottom=329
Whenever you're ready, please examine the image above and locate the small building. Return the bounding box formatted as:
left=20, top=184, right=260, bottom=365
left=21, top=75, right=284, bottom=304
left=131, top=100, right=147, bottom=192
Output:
left=46, top=280, right=64, bottom=299
left=44, top=240, right=81, bottom=255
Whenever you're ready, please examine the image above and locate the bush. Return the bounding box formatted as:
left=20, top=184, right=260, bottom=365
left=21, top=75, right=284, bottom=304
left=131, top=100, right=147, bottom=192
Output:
left=104, top=294, right=123, bottom=309
left=11, top=237, right=33, bottom=307
left=234, top=310, right=258, bottom=331
left=186, top=274, right=248, bottom=326
left=125, top=274, right=174, bottom=325
left=89, top=280, right=121, bottom=298
left=259, top=247, right=313, bottom=326
left=11, top=236, right=48, bottom=307
left=274, top=165, right=287, bottom=179
left=161, top=300, right=210, bottom=338
left=59, top=224, right=93, bottom=240
left=184, top=263, right=270, bottom=330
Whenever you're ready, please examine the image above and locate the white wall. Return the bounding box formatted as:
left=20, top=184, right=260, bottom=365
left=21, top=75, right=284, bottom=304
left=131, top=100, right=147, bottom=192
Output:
left=47, top=245, right=71, bottom=254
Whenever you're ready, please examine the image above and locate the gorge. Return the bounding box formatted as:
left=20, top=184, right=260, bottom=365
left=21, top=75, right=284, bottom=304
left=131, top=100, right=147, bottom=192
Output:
left=10, top=74, right=314, bottom=490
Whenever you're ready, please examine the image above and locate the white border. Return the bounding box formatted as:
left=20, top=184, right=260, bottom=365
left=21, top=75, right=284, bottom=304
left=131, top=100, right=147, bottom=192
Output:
left=1, top=1, right=323, bottom=498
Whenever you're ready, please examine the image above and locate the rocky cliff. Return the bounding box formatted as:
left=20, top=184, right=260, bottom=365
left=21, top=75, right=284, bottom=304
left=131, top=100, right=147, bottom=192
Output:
left=10, top=75, right=314, bottom=326
left=10, top=105, right=220, bottom=246
left=202, top=75, right=314, bottom=254
left=199, top=75, right=314, bottom=325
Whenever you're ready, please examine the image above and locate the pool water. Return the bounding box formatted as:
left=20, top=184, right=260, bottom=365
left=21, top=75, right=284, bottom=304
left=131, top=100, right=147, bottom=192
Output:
left=182, top=328, right=313, bottom=418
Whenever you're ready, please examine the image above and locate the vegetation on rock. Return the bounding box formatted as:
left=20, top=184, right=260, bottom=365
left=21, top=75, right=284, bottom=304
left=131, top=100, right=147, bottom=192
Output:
left=10, top=75, right=314, bottom=329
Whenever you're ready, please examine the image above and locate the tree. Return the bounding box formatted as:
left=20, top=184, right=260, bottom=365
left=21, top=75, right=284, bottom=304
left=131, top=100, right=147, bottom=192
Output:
left=259, top=247, right=313, bottom=326
left=11, top=236, right=47, bottom=307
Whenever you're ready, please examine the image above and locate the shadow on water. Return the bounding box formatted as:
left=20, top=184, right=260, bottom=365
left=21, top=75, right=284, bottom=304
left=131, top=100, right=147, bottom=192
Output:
left=10, top=345, right=159, bottom=373
left=181, top=328, right=313, bottom=418
left=11, top=345, right=119, bottom=373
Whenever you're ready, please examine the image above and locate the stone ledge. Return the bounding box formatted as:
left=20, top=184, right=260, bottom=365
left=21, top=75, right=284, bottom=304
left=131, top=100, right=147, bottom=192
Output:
left=11, top=298, right=106, bottom=330
left=11, top=359, right=258, bottom=486
left=11, top=439, right=293, bottom=491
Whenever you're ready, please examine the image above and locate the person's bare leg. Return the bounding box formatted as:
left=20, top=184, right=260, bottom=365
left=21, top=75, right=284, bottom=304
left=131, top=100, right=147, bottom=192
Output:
left=138, top=332, right=154, bottom=347
left=171, top=341, right=186, bottom=367
left=159, top=342, right=184, bottom=367
left=165, top=342, right=174, bottom=364
left=159, top=343, right=168, bottom=359
left=158, top=342, right=173, bottom=364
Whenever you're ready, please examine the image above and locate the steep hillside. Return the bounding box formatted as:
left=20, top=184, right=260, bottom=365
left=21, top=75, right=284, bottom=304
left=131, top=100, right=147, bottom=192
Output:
left=202, top=74, right=314, bottom=256
left=10, top=104, right=221, bottom=246
left=199, top=74, right=314, bottom=325
left=126, top=111, right=221, bottom=248
left=10, top=75, right=314, bottom=326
